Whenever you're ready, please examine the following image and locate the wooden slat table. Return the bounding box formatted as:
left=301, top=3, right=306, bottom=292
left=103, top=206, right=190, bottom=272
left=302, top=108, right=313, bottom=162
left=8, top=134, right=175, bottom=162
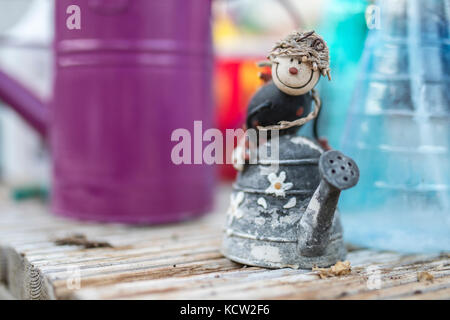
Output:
left=0, top=185, right=449, bottom=300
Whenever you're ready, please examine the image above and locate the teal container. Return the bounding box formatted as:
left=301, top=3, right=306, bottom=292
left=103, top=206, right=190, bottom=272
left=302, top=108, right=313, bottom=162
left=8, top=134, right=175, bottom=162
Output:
left=316, top=0, right=368, bottom=148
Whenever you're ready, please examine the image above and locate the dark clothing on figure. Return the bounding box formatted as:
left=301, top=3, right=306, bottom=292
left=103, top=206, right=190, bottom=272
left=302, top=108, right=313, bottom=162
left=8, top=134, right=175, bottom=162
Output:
left=246, top=81, right=313, bottom=136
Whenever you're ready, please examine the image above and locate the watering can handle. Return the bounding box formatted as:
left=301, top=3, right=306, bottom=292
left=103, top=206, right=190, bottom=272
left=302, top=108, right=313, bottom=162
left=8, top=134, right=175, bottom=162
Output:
left=88, top=0, right=131, bottom=14
left=0, top=70, right=48, bottom=138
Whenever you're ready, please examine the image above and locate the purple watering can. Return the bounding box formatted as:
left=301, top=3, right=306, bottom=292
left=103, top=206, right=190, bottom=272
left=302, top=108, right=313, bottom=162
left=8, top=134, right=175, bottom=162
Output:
left=0, top=0, right=215, bottom=223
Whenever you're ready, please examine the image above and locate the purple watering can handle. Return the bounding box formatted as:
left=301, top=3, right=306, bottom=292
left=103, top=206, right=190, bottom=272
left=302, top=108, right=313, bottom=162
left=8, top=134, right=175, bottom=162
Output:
left=0, top=70, right=48, bottom=138
left=88, top=0, right=131, bottom=14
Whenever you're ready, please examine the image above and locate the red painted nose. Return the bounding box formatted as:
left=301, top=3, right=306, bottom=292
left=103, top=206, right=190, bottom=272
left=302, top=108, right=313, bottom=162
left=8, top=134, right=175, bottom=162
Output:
left=289, top=67, right=298, bottom=75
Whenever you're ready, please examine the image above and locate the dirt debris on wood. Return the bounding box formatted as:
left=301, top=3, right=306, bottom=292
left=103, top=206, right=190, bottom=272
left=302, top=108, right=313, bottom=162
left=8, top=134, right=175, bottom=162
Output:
left=54, top=234, right=113, bottom=249
left=417, top=271, right=434, bottom=283
left=345, top=244, right=364, bottom=252
left=312, top=261, right=351, bottom=279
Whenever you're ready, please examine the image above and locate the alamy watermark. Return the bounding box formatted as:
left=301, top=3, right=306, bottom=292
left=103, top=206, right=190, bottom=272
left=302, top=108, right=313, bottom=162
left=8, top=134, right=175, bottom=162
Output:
left=366, top=4, right=381, bottom=30
left=170, top=121, right=280, bottom=169
left=366, top=265, right=382, bottom=290
left=66, top=5, right=81, bottom=30
left=66, top=266, right=81, bottom=291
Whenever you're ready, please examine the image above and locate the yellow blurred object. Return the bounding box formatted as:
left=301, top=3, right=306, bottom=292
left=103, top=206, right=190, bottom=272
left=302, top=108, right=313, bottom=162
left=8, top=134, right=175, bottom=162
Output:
left=213, top=13, right=240, bottom=47
left=239, top=61, right=263, bottom=99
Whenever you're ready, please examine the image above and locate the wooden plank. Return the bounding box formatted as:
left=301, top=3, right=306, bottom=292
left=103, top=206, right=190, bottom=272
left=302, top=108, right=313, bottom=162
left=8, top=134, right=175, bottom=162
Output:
left=3, top=227, right=226, bottom=299
left=55, top=258, right=242, bottom=299
left=70, top=251, right=449, bottom=300
left=403, top=287, right=450, bottom=300
left=124, top=256, right=447, bottom=300
left=0, top=186, right=229, bottom=299
left=342, top=261, right=450, bottom=299
left=0, top=185, right=449, bottom=300
left=69, top=251, right=381, bottom=299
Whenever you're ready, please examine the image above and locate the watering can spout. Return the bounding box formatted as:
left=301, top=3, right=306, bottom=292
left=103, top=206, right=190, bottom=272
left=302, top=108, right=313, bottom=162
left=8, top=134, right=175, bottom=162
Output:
left=0, top=70, right=48, bottom=138
left=298, top=150, right=359, bottom=257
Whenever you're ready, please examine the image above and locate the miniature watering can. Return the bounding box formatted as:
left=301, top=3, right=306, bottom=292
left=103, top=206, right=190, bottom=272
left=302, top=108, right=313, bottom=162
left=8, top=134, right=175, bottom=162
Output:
left=222, top=30, right=360, bottom=268
left=222, top=134, right=360, bottom=268
left=0, top=0, right=215, bottom=223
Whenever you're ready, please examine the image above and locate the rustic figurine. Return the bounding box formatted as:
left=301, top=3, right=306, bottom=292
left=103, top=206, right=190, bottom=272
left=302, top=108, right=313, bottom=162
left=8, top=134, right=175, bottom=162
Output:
left=222, top=30, right=360, bottom=269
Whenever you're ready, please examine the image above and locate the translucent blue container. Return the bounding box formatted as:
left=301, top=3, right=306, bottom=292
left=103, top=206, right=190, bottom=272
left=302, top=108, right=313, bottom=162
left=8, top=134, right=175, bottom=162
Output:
left=340, top=0, right=450, bottom=253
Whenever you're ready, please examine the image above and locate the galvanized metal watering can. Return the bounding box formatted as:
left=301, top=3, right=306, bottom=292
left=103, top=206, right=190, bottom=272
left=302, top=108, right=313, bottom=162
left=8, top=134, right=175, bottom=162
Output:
left=222, top=30, right=360, bottom=268
left=0, top=0, right=214, bottom=223
left=223, top=134, right=359, bottom=268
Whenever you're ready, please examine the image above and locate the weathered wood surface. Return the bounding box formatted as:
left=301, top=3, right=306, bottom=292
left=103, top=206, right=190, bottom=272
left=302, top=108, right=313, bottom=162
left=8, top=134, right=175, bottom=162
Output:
left=0, top=284, right=14, bottom=300
left=0, top=186, right=448, bottom=300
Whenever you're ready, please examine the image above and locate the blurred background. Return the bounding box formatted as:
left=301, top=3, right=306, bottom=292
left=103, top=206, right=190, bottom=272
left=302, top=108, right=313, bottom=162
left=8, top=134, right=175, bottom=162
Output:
left=0, top=0, right=448, bottom=253
left=0, top=0, right=368, bottom=186
left=0, top=0, right=52, bottom=196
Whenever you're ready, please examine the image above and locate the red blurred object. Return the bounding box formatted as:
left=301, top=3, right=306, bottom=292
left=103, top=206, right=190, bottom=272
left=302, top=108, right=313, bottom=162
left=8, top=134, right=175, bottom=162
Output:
left=214, top=57, right=269, bottom=180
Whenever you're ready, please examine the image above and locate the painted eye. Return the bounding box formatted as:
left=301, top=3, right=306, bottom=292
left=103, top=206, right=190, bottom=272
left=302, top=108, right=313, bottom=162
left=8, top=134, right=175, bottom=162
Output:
left=298, top=60, right=302, bottom=65
left=290, top=58, right=294, bottom=62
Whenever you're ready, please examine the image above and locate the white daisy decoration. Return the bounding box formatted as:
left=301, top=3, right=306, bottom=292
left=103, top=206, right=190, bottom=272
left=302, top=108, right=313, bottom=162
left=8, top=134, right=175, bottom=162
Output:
left=265, top=171, right=293, bottom=197
left=227, top=192, right=245, bottom=220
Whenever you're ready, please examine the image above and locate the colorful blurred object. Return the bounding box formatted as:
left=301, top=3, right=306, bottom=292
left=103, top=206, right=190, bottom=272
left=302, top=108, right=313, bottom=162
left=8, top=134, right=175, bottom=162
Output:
left=12, top=185, right=49, bottom=202
left=214, top=57, right=268, bottom=179
left=340, top=0, right=450, bottom=253
left=212, top=0, right=279, bottom=180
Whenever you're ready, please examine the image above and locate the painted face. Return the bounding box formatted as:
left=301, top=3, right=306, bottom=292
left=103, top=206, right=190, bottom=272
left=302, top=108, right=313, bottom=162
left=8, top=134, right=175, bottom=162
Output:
left=271, top=56, right=320, bottom=96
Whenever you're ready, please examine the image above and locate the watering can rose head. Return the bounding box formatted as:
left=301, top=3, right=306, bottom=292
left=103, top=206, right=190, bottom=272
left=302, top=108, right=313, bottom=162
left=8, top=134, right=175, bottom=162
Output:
left=268, top=30, right=331, bottom=96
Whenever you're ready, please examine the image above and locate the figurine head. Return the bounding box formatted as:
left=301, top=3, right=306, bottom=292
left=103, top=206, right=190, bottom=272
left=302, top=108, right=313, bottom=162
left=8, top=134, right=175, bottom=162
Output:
left=268, top=30, right=331, bottom=96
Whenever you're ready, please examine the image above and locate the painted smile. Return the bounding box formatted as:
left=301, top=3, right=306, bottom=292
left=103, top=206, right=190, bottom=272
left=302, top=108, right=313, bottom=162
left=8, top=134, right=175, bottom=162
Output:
left=275, top=63, right=314, bottom=89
